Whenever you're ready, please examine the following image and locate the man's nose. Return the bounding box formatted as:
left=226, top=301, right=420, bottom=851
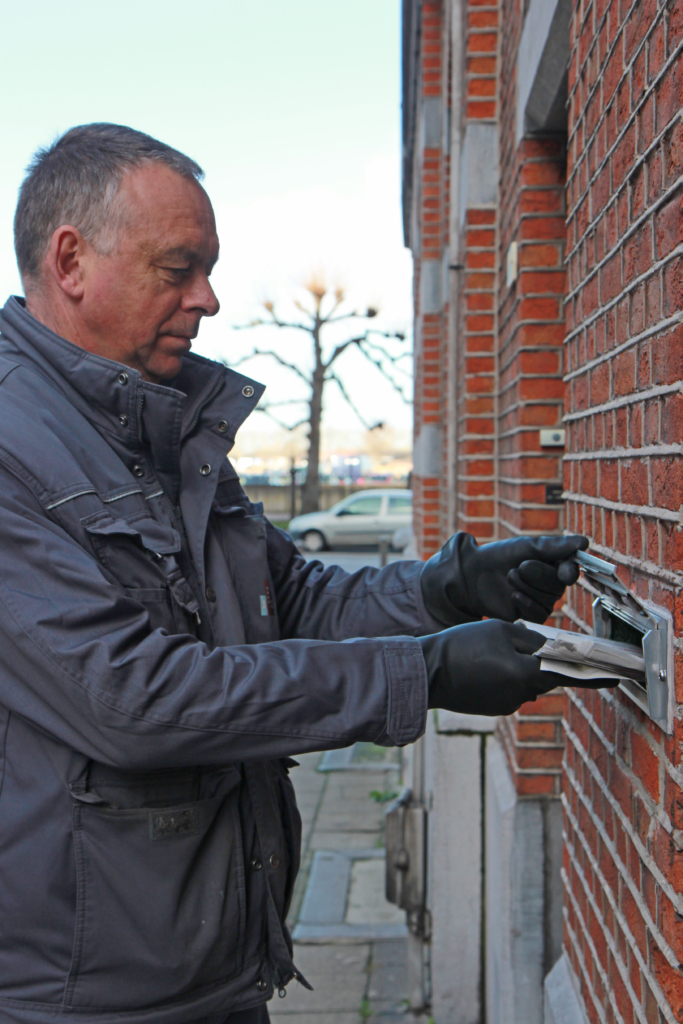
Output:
left=185, top=274, right=220, bottom=317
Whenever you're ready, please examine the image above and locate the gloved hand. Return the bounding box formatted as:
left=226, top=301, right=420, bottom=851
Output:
left=419, top=619, right=613, bottom=716
left=421, top=532, right=589, bottom=625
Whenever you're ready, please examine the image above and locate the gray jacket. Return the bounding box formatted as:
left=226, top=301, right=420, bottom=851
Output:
left=0, top=297, right=438, bottom=1024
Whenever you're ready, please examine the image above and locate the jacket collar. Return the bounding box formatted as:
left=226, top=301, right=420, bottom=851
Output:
left=0, top=296, right=264, bottom=456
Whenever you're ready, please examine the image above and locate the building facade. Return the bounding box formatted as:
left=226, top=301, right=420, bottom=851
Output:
left=401, top=1, right=683, bottom=1022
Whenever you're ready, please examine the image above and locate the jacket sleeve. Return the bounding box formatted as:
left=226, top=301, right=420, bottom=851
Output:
left=265, top=520, right=446, bottom=641
left=0, top=468, right=428, bottom=770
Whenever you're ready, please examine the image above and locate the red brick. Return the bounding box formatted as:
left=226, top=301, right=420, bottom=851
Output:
left=613, top=350, right=636, bottom=396
left=655, top=194, right=683, bottom=260
left=662, top=393, right=683, bottom=443
left=590, top=361, right=610, bottom=404
left=652, top=328, right=683, bottom=385
left=651, top=457, right=683, bottom=511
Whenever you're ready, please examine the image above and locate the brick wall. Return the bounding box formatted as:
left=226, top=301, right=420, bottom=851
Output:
left=497, top=136, right=568, bottom=538
left=494, top=0, right=570, bottom=810
left=405, top=1, right=683, bottom=1019
left=498, top=693, right=566, bottom=798
left=452, top=1, right=500, bottom=544
left=412, top=0, right=447, bottom=558
left=562, top=1, right=683, bottom=1020
left=411, top=0, right=569, bottom=555
left=455, top=205, right=499, bottom=540
left=497, top=0, right=568, bottom=544
left=409, top=0, right=501, bottom=559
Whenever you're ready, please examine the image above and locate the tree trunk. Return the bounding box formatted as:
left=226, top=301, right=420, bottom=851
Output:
left=301, top=366, right=325, bottom=514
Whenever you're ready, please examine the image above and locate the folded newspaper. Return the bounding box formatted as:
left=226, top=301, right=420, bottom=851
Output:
left=517, top=621, right=646, bottom=683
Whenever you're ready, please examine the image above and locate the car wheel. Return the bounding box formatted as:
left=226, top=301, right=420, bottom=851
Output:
left=303, top=530, right=326, bottom=553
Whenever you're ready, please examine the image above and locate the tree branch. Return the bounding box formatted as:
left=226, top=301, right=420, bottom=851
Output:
left=326, top=373, right=374, bottom=429
left=354, top=346, right=412, bottom=403
left=366, top=328, right=408, bottom=343
left=252, top=407, right=309, bottom=431
left=234, top=316, right=313, bottom=333
left=223, top=350, right=312, bottom=386
left=293, top=298, right=316, bottom=321
left=325, top=311, right=361, bottom=325
left=323, top=334, right=366, bottom=370
left=321, top=291, right=346, bottom=321
left=359, top=339, right=414, bottom=377
left=258, top=398, right=308, bottom=408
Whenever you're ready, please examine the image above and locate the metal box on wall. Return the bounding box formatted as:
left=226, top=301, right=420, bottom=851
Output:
left=580, top=555, right=673, bottom=733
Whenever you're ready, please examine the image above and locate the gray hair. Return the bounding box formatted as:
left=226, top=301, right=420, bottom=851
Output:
left=14, top=123, right=204, bottom=281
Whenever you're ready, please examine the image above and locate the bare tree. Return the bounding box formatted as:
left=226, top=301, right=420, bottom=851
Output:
left=228, top=278, right=411, bottom=514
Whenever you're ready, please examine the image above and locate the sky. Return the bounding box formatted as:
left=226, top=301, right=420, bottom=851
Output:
left=0, top=0, right=413, bottom=434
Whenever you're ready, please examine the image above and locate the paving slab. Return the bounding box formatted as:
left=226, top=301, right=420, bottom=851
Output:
left=309, top=830, right=384, bottom=851
left=293, top=848, right=406, bottom=943
left=270, top=1015, right=360, bottom=1024
left=318, top=743, right=400, bottom=772
left=275, top=945, right=370, bottom=1013
left=298, top=851, right=351, bottom=924
left=346, top=860, right=405, bottom=926
left=365, top=939, right=410, bottom=1019
left=284, top=733, right=409, bottom=1022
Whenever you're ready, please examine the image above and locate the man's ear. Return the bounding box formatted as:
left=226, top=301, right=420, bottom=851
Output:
left=46, top=225, right=87, bottom=300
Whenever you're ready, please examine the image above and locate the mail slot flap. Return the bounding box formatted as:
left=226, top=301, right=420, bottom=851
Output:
left=579, top=555, right=672, bottom=733
left=579, top=562, right=657, bottom=632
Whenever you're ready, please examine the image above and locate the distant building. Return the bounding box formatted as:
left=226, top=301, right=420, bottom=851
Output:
left=401, top=2, right=683, bottom=1022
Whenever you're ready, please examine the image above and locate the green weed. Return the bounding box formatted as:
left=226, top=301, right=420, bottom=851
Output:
left=369, top=789, right=398, bottom=804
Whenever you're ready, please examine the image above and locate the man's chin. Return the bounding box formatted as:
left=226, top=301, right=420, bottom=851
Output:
left=140, top=354, right=188, bottom=385
left=142, top=339, right=193, bottom=383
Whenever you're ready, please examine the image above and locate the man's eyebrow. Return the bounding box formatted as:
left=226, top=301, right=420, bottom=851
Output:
left=154, top=245, right=220, bottom=267
left=156, top=246, right=200, bottom=262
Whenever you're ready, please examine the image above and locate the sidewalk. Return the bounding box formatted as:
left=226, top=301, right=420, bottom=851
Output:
left=271, top=746, right=409, bottom=1024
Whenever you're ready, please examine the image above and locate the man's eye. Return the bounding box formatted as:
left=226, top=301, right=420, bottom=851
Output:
left=164, top=266, right=191, bottom=275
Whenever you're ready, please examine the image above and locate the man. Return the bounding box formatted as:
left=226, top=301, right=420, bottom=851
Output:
left=0, top=124, right=598, bottom=1024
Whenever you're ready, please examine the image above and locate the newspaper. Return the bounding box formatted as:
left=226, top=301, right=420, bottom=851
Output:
left=517, top=621, right=646, bottom=683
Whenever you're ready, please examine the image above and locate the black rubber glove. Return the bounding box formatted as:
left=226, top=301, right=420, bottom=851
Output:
left=421, top=532, right=589, bottom=625
left=419, top=619, right=613, bottom=716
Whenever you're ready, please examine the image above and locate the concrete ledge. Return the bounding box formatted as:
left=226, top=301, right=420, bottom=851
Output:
left=544, top=953, right=588, bottom=1024
left=516, top=0, right=571, bottom=140
left=292, top=922, right=408, bottom=944
left=298, top=851, right=352, bottom=924
left=293, top=849, right=408, bottom=944
left=413, top=424, right=442, bottom=478
left=458, top=122, right=498, bottom=225
left=436, top=709, right=496, bottom=734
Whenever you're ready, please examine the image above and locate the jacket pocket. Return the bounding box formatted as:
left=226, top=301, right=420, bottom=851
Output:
left=83, top=512, right=200, bottom=635
left=65, top=769, right=246, bottom=1010
left=211, top=512, right=279, bottom=644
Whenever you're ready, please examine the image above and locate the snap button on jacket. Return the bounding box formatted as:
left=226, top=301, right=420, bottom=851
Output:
left=0, top=296, right=434, bottom=1024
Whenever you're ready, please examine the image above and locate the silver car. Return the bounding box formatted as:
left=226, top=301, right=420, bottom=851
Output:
left=287, top=489, right=413, bottom=552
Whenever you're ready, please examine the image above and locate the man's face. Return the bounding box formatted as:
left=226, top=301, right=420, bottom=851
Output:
left=72, top=163, right=220, bottom=383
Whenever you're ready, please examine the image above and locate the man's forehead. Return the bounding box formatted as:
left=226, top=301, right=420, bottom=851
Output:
left=121, top=166, right=216, bottom=226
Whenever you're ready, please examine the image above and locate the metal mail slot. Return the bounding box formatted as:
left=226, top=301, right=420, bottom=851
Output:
left=582, top=556, right=672, bottom=732
left=384, top=787, right=429, bottom=937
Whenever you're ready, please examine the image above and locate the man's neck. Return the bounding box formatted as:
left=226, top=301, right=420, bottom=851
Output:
left=25, top=288, right=83, bottom=348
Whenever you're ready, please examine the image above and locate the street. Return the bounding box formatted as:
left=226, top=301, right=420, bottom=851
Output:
left=274, top=548, right=410, bottom=1023
left=273, top=748, right=409, bottom=1024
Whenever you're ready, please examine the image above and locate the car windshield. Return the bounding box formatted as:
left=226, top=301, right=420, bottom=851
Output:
left=340, top=496, right=383, bottom=515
